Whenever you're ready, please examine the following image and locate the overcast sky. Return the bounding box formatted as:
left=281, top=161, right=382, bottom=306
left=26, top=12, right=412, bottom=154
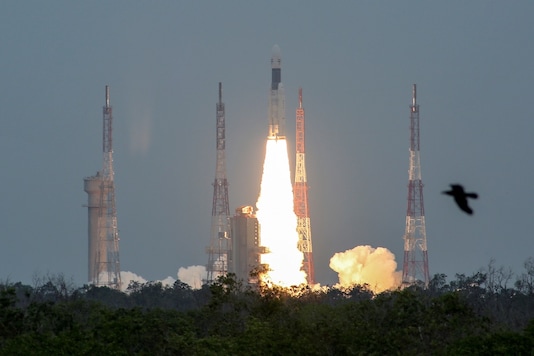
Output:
left=1, top=1, right=533, bottom=286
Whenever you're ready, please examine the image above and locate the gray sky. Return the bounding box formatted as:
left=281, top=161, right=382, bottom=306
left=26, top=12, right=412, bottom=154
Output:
left=1, top=1, right=533, bottom=286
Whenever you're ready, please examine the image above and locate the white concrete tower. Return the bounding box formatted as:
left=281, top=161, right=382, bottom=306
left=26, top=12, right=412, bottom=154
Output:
left=84, top=85, right=121, bottom=289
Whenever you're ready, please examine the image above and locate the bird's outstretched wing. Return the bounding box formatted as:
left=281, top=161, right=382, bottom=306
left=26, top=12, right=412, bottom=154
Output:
left=442, top=184, right=478, bottom=215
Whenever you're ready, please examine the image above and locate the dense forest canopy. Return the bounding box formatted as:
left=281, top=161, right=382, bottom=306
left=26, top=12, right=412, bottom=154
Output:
left=2, top=259, right=534, bottom=355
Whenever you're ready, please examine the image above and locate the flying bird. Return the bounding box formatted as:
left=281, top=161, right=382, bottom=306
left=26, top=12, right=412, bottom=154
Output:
left=442, top=184, right=478, bottom=215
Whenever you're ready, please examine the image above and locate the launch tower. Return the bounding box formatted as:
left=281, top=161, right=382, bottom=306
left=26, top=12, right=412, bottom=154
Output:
left=230, top=206, right=262, bottom=284
left=294, top=88, right=315, bottom=284
left=206, top=82, right=231, bottom=283
left=84, top=85, right=121, bottom=289
left=402, top=84, right=430, bottom=287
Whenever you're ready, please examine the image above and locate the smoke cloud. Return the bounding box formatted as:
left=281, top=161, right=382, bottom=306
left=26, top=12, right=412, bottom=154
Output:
left=329, top=245, right=402, bottom=293
left=158, top=276, right=176, bottom=287
left=118, top=271, right=176, bottom=292
left=177, top=265, right=206, bottom=290
left=119, top=271, right=147, bottom=292
left=101, top=266, right=206, bottom=293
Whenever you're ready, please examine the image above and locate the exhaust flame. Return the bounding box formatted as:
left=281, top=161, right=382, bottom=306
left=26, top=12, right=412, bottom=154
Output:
left=256, top=138, right=307, bottom=287
left=329, top=245, right=402, bottom=293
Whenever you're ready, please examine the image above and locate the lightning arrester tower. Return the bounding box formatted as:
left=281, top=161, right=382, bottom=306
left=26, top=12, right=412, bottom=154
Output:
left=84, top=85, right=121, bottom=290
left=294, top=88, right=315, bottom=285
left=206, top=82, right=231, bottom=283
left=402, top=84, right=430, bottom=287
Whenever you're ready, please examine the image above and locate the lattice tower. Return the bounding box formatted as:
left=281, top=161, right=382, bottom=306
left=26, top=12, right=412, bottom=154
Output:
left=402, top=84, right=430, bottom=287
left=85, top=85, right=121, bottom=290
left=294, top=88, right=315, bottom=285
left=206, top=82, right=231, bottom=283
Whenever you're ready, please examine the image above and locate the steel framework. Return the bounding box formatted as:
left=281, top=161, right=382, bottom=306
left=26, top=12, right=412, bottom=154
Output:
left=294, top=88, right=315, bottom=285
left=85, top=85, right=121, bottom=290
left=206, top=82, right=231, bottom=283
left=402, top=84, right=430, bottom=287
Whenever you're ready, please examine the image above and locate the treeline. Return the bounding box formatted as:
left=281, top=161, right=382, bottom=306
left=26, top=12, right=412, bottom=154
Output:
left=2, top=259, right=534, bottom=355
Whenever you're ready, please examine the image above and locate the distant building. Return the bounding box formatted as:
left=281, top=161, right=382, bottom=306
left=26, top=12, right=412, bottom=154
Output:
left=229, top=206, right=265, bottom=284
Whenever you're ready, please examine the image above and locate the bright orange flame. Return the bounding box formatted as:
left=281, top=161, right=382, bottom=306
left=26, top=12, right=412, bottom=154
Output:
left=256, top=138, right=307, bottom=287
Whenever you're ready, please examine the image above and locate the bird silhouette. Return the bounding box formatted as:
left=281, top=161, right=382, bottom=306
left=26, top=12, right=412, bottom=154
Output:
left=442, top=184, right=478, bottom=215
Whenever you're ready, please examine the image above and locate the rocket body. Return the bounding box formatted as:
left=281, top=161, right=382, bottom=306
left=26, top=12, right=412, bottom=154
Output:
left=269, top=45, right=285, bottom=138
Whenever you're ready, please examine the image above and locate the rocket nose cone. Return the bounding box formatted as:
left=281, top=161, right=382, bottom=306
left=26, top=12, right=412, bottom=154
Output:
left=272, top=44, right=281, bottom=56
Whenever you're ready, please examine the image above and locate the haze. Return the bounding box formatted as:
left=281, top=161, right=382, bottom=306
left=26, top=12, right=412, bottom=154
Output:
left=1, top=1, right=533, bottom=286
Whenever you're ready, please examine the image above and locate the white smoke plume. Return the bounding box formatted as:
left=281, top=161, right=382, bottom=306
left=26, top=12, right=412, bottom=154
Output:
left=329, top=245, right=402, bottom=293
left=119, top=271, right=147, bottom=292
left=158, top=276, right=176, bottom=287
left=95, top=266, right=206, bottom=293
left=177, top=265, right=206, bottom=290
left=119, top=272, right=175, bottom=292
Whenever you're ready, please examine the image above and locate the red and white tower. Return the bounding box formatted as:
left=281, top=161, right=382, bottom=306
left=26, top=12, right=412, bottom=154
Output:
left=206, top=82, right=231, bottom=283
left=84, top=85, right=121, bottom=289
left=402, top=84, right=430, bottom=287
left=294, top=88, right=315, bottom=285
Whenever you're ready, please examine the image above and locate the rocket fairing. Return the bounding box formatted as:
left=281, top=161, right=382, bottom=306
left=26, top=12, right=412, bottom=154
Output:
left=269, top=45, right=286, bottom=139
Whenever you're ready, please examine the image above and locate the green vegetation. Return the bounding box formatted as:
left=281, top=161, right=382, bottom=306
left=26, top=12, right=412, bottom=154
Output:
left=2, top=260, right=534, bottom=355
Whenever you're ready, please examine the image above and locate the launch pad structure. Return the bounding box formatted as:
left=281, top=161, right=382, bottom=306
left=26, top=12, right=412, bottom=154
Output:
left=206, top=82, right=231, bottom=283
left=401, top=84, right=430, bottom=288
left=294, top=88, right=315, bottom=285
left=84, top=86, right=121, bottom=290
left=229, top=206, right=266, bottom=284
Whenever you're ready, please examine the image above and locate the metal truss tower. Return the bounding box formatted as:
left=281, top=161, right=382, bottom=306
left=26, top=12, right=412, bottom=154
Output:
left=402, top=84, right=430, bottom=288
left=294, top=88, right=315, bottom=285
left=84, top=85, right=121, bottom=290
left=206, top=82, right=231, bottom=283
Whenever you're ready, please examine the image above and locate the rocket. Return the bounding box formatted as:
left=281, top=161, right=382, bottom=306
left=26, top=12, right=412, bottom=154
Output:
left=268, top=45, right=285, bottom=139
